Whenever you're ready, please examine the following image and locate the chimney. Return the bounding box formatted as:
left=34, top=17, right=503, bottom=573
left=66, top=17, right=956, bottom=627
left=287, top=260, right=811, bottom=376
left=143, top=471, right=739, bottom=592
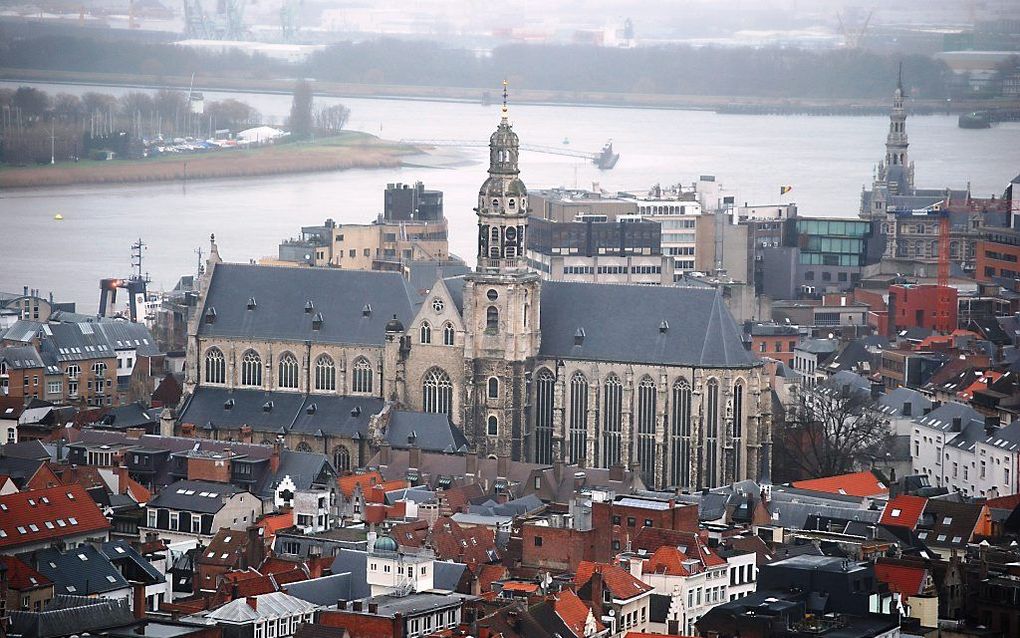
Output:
left=609, top=464, right=624, bottom=482
left=870, top=383, right=882, bottom=399
left=409, top=444, right=422, bottom=472
left=466, top=451, right=478, bottom=477
left=337, top=600, right=347, bottom=610
left=985, top=415, right=1001, bottom=435
left=246, top=596, right=258, bottom=611
left=132, top=582, right=146, bottom=619
left=352, top=601, right=363, bottom=612
left=379, top=441, right=391, bottom=466
left=951, top=416, right=962, bottom=432
left=367, top=602, right=378, bottom=614
left=117, top=465, right=130, bottom=495
left=590, top=566, right=605, bottom=621
left=270, top=439, right=283, bottom=473
left=497, top=451, right=510, bottom=480
left=902, top=402, right=912, bottom=417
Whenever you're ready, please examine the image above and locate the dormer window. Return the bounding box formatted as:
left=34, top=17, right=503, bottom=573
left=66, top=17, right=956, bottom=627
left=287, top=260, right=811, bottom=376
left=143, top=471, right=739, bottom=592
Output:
left=204, top=307, right=217, bottom=324
left=247, top=297, right=257, bottom=310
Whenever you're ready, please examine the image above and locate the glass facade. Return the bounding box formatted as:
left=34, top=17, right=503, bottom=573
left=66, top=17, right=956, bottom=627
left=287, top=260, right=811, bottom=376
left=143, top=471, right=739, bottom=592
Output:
left=791, top=218, right=871, bottom=267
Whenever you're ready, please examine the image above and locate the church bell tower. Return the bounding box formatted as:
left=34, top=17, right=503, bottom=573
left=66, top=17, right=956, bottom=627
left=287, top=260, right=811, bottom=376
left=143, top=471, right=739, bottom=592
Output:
left=462, top=81, right=541, bottom=461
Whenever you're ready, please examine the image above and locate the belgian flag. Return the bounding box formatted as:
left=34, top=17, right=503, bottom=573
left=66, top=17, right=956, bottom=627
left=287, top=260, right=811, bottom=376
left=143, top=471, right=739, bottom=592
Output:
left=780, top=185, right=793, bottom=195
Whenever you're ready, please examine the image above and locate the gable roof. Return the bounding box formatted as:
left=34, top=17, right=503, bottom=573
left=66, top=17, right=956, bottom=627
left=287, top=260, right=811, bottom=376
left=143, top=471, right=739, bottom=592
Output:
left=8, top=596, right=134, bottom=638
left=204, top=591, right=318, bottom=623
left=0, top=555, right=52, bottom=590
left=791, top=470, right=888, bottom=498
left=35, top=545, right=129, bottom=595
left=538, top=281, right=757, bottom=368
left=552, top=589, right=603, bottom=637
left=146, top=479, right=244, bottom=513
left=874, top=559, right=927, bottom=604
left=94, top=320, right=160, bottom=356
left=575, top=561, right=653, bottom=601
left=880, top=495, right=928, bottom=530
left=197, top=263, right=417, bottom=346
left=0, top=483, right=111, bottom=550
left=917, top=500, right=986, bottom=548
left=0, top=345, right=45, bottom=369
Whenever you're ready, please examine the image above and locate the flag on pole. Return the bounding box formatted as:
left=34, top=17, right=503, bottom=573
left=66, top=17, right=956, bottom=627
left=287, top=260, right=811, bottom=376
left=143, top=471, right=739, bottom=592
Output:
left=780, top=185, right=793, bottom=195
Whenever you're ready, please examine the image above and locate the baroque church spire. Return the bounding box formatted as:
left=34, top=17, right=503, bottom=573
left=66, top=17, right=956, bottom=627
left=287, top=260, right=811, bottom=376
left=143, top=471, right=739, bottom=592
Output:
left=476, top=80, right=529, bottom=273
left=881, top=62, right=913, bottom=194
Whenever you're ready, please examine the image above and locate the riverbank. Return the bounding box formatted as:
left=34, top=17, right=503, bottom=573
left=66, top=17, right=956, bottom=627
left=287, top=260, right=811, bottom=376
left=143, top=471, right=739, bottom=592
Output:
left=3, top=67, right=1016, bottom=114
left=0, top=132, right=417, bottom=189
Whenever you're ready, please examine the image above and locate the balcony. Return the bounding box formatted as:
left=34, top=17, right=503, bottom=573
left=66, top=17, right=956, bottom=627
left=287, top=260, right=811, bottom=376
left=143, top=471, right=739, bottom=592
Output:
left=481, top=257, right=522, bottom=271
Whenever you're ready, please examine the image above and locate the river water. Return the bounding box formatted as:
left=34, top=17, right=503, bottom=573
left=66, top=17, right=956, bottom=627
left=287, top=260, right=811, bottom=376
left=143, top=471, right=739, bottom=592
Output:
left=2, top=80, right=1018, bottom=312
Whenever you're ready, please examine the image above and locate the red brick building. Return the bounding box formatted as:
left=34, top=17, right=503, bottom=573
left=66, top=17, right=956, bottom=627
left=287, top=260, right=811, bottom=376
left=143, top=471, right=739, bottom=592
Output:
left=591, top=495, right=699, bottom=562
left=887, top=284, right=958, bottom=336
left=521, top=524, right=597, bottom=572
left=976, top=229, right=1020, bottom=283
left=748, top=324, right=801, bottom=366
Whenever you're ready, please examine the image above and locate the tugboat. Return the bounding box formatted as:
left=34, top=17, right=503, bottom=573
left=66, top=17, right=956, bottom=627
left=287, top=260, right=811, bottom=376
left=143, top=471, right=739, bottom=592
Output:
left=593, top=140, right=619, bottom=169
left=959, top=111, right=991, bottom=129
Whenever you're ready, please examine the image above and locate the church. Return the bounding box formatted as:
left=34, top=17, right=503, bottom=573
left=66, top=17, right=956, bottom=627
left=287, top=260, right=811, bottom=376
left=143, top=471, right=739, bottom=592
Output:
left=181, top=94, right=769, bottom=491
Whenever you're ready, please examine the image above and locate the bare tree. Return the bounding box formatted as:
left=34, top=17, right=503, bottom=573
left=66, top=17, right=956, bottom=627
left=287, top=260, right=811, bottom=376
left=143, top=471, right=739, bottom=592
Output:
left=777, top=380, right=892, bottom=480
left=314, top=103, right=350, bottom=134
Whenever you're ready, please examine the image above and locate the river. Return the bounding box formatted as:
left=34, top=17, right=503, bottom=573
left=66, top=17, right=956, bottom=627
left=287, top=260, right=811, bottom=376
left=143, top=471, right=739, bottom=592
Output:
left=2, top=80, right=1018, bottom=312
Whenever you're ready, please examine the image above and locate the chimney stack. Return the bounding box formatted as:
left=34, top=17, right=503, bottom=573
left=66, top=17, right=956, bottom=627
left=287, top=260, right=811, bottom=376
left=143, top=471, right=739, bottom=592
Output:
left=497, top=451, right=510, bottom=480
left=270, top=438, right=283, bottom=473
left=246, top=596, right=258, bottom=611
left=379, top=441, right=391, bottom=466
left=902, top=402, right=912, bottom=417
left=466, top=450, right=478, bottom=477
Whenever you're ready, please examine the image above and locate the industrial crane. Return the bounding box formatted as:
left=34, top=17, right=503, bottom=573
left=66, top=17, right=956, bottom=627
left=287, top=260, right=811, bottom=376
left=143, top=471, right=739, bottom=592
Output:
left=936, top=212, right=953, bottom=334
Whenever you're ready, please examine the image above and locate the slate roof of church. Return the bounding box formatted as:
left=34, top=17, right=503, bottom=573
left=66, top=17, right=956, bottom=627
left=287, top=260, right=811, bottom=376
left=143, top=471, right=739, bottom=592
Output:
left=538, top=281, right=757, bottom=368
left=197, top=264, right=418, bottom=346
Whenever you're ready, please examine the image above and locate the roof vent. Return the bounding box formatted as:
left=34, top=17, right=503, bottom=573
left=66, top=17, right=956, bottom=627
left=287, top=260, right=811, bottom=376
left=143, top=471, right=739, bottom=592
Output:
left=247, top=297, right=257, bottom=310
left=262, top=401, right=274, bottom=413
left=362, top=304, right=372, bottom=317
left=204, top=307, right=217, bottom=324
left=659, top=320, right=669, bottom=333
left=224, top=398, right=234, bottom=411
left=351, top=406, right=362, bottom=417
left=312, top=312, right=324, bottom=331
left=304, top=300, right=314, bottom=314
left=574, top=327, right=586, bottom=346
left=306, top=403, right=317, bottom=415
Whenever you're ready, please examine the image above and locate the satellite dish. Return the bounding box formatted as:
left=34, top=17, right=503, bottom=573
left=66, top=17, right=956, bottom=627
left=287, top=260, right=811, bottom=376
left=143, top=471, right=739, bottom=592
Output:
left=304, top=254, right=311, bottom=260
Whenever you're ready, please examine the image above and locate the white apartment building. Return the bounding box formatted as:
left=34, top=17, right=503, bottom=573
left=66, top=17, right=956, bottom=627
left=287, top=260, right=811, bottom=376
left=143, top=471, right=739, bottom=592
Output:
left=911, top=402, right=1020, bottom=498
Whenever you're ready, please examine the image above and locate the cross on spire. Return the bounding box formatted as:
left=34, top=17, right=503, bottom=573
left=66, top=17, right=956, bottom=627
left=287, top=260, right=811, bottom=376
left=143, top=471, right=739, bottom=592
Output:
left=897, top=61, right=903, bottom=91
left=501, top=79, right=509, bottom=118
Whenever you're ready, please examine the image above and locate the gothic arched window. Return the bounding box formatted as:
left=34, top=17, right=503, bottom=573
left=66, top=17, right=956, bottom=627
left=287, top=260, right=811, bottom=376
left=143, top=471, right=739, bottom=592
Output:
left=705, top=379, right=720, bottom=488
left=314, top=354, right=335, bottom=391
left=487, top=377, right=499, bottom=400
left=535, top=369, right=555, bottom=465
left=333, top=446, right=351, bottom=473
left=295, top=441, right=313, bottom=453
left=637, top=376, right=657, bottom=486
left=204, top=348, right=225, bottom=385
left=602, top=375, right=622, bottom=468
left=352, top=357, right=373, bottom=394
left=569, top=372, right=589, bottom=465
left=241, top=350, right=262, bottom=386
left=442, top=322, right=455, bottom=346
left=670, top=379, right=692, bottom=488
left=733, top=381, right=744, bottom=481
left=420, top=321, right=432, bottom=344
left=278, top=352, right=299, bottom=389
left=423, top=368, right=453, bottom=417
left=486, top=306, right=499, bottom=333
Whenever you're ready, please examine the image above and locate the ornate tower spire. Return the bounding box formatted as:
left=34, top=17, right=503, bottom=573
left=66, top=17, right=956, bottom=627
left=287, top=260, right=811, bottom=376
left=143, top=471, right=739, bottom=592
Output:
left=476, top=80, right=528, bottom=272
left=882, top=62, right=912, bottom=193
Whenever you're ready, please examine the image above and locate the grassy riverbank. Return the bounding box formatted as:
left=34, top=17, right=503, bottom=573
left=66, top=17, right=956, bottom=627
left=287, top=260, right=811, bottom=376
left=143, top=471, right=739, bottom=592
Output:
left=0, top=132, right=417, bottom=189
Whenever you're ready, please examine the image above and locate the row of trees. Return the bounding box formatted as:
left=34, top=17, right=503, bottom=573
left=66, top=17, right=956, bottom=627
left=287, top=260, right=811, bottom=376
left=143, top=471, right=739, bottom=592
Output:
left=1, top=32, right=965, bottom=100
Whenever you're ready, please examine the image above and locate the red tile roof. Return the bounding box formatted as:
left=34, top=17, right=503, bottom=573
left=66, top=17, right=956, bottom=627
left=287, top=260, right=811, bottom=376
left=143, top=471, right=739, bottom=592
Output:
left=575, top=561, right=653, bottom=601
left=125, top=476, right=151, bottom=503
left=874, top=559, right=927, bottom=604
left=880, top=495, right=928, bottom=530
left=633, top=528, right=724, bottom=568
left=259, top=511, right=295, bottom=538
left=985, top=494, right=1020, bottom=510
left=792, top=470, right=888, bottom=498
left=477, top=563, right=506, bottom=594
left=0, top=483, right=110, bottom=550
left=430, top=516, right=501, bottom=571
left=553, top=589, right=603, bottom=638
left=0, top=555, right=52, bottom=590
left=642, top=546, right=692, bottom=576
left=500, top=581, right=539, bottom=593
left=337, top=471, right=384, bottom=498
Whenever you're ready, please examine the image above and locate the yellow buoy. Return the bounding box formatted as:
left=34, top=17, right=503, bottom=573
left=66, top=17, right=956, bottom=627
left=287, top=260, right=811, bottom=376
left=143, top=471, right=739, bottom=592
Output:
left=54, top=214, right=63, bottom=221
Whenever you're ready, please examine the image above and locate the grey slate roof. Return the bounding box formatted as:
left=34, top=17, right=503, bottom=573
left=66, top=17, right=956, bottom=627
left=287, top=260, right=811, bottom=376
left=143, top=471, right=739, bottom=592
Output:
left=197, top=264, right=418, bottom=346
left=273, top=574, right=354, bottom=605
left=202, top=591, right=318, bottom=623
left=95, top=321, right=160, bottom=356
left=0, top=346, right=44, bottom=369
left=877, top=388, right=931, bottom=418
left=329, top=549, right=372, bottom=600
left=433, top=561, right=467, bottom=591
left=2, top=320, right=43, bottom=344
left=39, top=322, right=115, bottom=362
left=101, top=540, right=166, bottom=584
left=913, top=402, right=984, bottom=433
left=386, top=411, right=469, bottom=453
left=98, top=402, right=159, bottom=429
left=35, top=545, right=130, bottom=595
left=8, top=596, right=135, bottom=638
left=538, top=281, right=757, bottom=367
left=146, top=479, right=244, bottom=513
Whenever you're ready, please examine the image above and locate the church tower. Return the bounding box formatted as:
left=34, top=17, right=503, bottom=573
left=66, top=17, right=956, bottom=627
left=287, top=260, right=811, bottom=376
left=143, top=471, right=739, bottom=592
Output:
left=462, top=81, right=542, bottom=461
left=877, top=63, right=914, bottom=195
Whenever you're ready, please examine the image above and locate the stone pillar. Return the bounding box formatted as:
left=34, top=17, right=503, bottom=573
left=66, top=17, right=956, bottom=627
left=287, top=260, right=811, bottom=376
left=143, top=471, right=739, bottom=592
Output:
left=585, top=369, right=598, bottom=469
left=552, top=364, right=565, bottom=461
left=691, top=369, right=704, bottom=489
left=621, top=368, right=635, bottom=469
left=654, top=369, right=668, bottom=490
